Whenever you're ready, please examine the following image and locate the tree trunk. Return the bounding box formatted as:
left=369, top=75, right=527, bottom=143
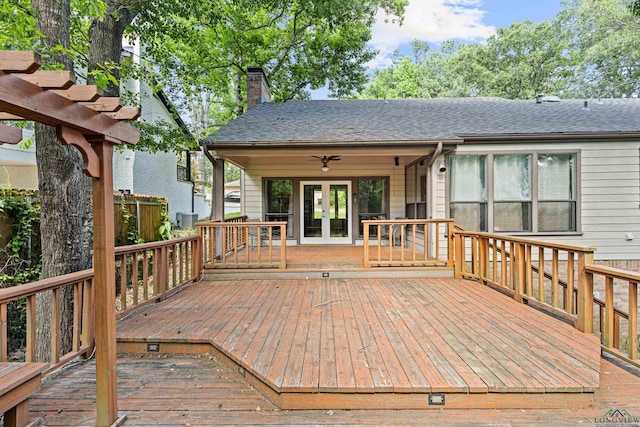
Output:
left=88, top=0, right=135, bottom=97
left=32, top=0, right=93, bottom=362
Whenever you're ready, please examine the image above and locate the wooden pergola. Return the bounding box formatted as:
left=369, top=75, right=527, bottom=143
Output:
left=0, top=51, right=140, bottom=426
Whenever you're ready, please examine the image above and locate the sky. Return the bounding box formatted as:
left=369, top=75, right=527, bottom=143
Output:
left=312, top=0, right=564, bottom=98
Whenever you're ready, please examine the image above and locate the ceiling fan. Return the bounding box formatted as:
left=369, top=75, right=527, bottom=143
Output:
left=313, top=155, right=341, bottom=172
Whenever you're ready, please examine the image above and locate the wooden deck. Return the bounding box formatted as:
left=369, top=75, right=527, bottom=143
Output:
left=114, top=277, right=601, bottom=410
left=28, top=354, right=640, bottom=426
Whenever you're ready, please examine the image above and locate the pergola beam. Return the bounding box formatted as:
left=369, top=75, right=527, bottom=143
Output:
left=105, top=107, right=140, bottom=121
left=51, top=85, right=102, bottom=102
left=0, top=123, right=22, bottom=144
left=15, top=70, right=75, bottom=90
left=81, top=97, right=122, bottom=112
left=0, top=73, right=138, bottom=145
left=0, top=51, right=40, bottom=73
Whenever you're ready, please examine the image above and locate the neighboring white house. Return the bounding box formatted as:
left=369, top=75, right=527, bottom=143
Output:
left=204, top=67, right=640, bottom=267
left=0, top=44, right=210, bottom=227
left=0, top=127, right=36, bottom=189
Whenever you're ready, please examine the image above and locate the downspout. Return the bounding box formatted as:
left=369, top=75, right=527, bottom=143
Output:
left=427, top=142, right=443, bottom=219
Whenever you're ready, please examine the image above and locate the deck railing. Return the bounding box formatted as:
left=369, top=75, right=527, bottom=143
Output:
left=453, top=229, right=639, bottom=368
left=363, top=219, right=454, bottom=268
left=0, top=270, right=94, bottom=373
left=197, top=220, right=287, bottom=269
left=114, top=235, right=200, bottom=318
left=0, top=236, right=201, bottom=371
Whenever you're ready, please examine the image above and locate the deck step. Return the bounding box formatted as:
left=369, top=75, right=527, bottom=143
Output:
left=203, top=267, right=454, bottom=280
left=116, top=277, right=601, bottom=411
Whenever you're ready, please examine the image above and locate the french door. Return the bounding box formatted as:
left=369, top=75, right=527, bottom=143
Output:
left=300, top=181, right=352, bottom=244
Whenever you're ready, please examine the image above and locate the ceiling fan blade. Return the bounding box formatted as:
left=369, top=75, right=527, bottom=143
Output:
left=328, top=156, right=341, bottom=161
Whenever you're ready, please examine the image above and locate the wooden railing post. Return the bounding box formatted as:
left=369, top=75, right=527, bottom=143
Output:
left=454, top=232, right=463, bottom=279
left=193, top=230, right=202, bottom=278
left=363, top=222, right=371, bottom=268
left=629, top=282, right=638, bottom=360
left=446, top=222, right=454, bottom=269
left=280, top=224, right=287, bottom=269
left=514, top=243, right=525, bottom=303
left=576, top=251, right=594, bottom=333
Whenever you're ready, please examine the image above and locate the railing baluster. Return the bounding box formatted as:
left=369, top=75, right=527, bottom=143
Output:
left=132, top=251, right=139, bottom=306
left=629, top=282, right=638, bottom=360
left=51, top=288, right=61, bottom=364
left=0, top=304, right=7, bottom=362
left=119, top=254, right=127, bottom=311
left=605, top=276, right=615, bottom=348
left=566, top=253, right=575, bottom=315
left=73, top=282, right=82, bottom=352
left=26, top=295, right=36, bottom=362
left=538, top=249, right=545, bottom=302
left=525, top=245, right=533, bottom=296
left=552, top=249, right=559, bottom=309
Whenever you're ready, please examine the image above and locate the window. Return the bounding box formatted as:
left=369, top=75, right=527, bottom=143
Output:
left=264, top=179, right=293, bottom=237
left=449, top=155, right=487, bottom=231
left=449, top=152, right=578, bottom=233
left=493, top=154, right=531, bottom=232
left=538, top=153, right=576, bottom=232
left=358, top=179, right=387, bottom=236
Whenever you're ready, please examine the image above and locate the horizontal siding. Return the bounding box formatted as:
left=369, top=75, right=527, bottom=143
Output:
left=453, top=140, right=640, bottom=260
left=243, top=155, right=407, bottom=230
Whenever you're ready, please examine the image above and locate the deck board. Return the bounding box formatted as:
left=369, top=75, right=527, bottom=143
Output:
left=29, top=354, right=640, bottom=425
left=116, top=276, right=601, bottom=407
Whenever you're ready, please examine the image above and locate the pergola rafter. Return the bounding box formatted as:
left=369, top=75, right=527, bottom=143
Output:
left=0, top=50, right=140, bottom=427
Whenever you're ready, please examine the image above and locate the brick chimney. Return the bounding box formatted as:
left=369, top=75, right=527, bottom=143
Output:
left=246, top=67, right=271, bottom=110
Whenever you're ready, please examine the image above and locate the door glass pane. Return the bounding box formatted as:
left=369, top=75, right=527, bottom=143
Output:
left=494, top=154, right=531, bottom=200
left=330, top=184, right=349, bottom=237
left=303, top=184, right=322, bottom=237
left=264, top=179, right=293, bottom=237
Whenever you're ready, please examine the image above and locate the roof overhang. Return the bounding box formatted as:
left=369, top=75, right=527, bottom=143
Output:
left=458, top=131, right=640, bottom=143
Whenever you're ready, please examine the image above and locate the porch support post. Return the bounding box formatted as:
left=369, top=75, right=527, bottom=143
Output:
left=91, top=138, right=120, bottom=426
left=212, top=157, right=224, bottom=222
left=212, top=157, right=224, bottom=259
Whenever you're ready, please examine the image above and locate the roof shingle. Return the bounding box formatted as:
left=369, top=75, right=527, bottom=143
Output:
left=207, top=97, right=640, bottom=144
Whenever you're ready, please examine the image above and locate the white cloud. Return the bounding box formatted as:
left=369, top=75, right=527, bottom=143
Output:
left=368, top=0, right=496, bottom=69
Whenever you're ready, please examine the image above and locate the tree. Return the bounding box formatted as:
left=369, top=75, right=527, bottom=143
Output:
left=130, top=0, right=406, bottom=118
left=559, top=0, right=640, bottom=98
left=363, top=20, right=571, bottom=100
left=30, top=0, right=93, bottom=362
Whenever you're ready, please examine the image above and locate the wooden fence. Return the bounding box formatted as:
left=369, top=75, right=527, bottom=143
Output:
left=113, top=193, right=166, bottom=245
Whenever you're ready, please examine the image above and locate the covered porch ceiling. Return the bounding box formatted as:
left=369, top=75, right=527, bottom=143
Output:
left=206, top=140, right=459, bottom=169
